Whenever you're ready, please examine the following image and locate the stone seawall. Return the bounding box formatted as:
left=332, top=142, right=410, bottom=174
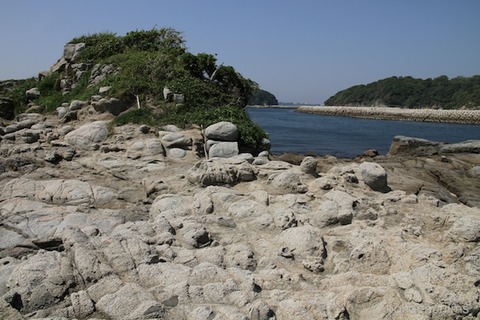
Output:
left=297, top=106, right=480, bottom=124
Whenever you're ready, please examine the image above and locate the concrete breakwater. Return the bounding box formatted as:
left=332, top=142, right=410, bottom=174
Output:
left=297, top=105, right=480, bottom=124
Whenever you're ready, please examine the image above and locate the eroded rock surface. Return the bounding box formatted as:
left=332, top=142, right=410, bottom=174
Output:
left=1, top=111, right=480, bottom=319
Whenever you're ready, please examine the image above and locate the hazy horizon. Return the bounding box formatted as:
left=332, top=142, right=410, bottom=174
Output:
left=1, top=1, right=479, bottom=104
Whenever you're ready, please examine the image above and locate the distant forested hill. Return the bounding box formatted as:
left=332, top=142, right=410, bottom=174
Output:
left=248, top=89, right=278, bottom=106
left=325, top=75, right=480, bottom=109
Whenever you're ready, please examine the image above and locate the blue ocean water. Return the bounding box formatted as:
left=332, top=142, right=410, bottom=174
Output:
left=246, top=107, right=480, bottom=158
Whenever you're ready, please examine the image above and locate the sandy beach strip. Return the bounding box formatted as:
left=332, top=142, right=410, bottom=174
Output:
left=297, top=106, right=480, bottom=124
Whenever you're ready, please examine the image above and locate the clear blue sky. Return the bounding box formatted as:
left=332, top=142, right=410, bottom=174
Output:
left=1, top=1, right=479, bottom=104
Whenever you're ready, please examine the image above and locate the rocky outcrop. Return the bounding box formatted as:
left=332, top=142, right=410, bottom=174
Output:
left=205, top=121, right=239, bottom=141
left=64, top=121, right=109, bottom=150
left=48, top=43, right=116, bottom=95
left=359, top=161, right=389, bottom=192
left=25, top=87, right=40, bottom=101
left=205, top=121, right=240, bottom=158
left=387, top=135, right=443, bottom=156
left=63, top=43, right=86, bottom=63
left=388, top=135, right=480, bottom=157
left=440, top=139, right=480, bottom=154
left=1, top=110, right=480, bottom=319
left=187, top=157, right=256, bottom=186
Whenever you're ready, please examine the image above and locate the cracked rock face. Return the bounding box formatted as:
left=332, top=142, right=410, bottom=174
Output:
left=1, top=110, right=480, bottom=319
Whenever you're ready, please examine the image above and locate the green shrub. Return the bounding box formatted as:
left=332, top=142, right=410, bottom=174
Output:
left=35, top=73, right=64, bottom=111
left=101, top=50, right=171, bottom=104
left=2, top=77, right=38, bottom=114
left=69, top=32, right=124, bottom=63
left=122, top=28, right=186, bottom=55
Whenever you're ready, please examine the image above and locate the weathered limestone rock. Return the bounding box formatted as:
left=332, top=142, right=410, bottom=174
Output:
left=160, top=132, right=191, bottom=148
left=15, top=113, right=43, bottom=122
left=169, top=148, right=187, bottom=159
left=1, top=178, right=117, bottom=207
left=25, top=87, right=40, bottom=100
left=0, top=298, right=23, bottom=320
left=150, top=194, right=193, bottom=220
left=359, top=161, right=389, bottom=192
left=70, top=290, right=95, bottom=319
left=3, top=250, right=74, bottom=313
left=56, top=106, right=68, bottom=118
left=4, top=119, right=38, bottom=134
left=1, top=105, right=480, bottom=319
left=276, top=226, right=326, bottom=260
left=446, top=204, right=480, bottom=242
left=96, top=283, right=166, bottom=319
left=440, top=140, right=480, bottom=154
left=388, top=135, right=442, bottom=156
left=205, top=121, right=238, bottom=141
left=187, top=158, right=256, bottom=186
left=224, top=243, right=257, bottom=271
left=201, top=122, right=242, bottom=158
left=64, top=121, right=108, bottom=149
left=127, top=138, right=164, bottom=157
left=299, top=156, right=317, bottom=176
left=269, top=170, right=308, bottom=194
left=63, top=42, right=85, bottom=62
left=312, top=190, right=355, bottom=227
left=89, top=63, right=116, bottom=85
left=249, top=300, right=276, bottom=320
left=69, top=99, right=87, bottom=110
left=162, top=124, right=180, bottom=132
left=208, top=141, right=239, bottom=158
left=20, top=130, right=40, bottom=143
left=179, top=222, right=212, bottom=248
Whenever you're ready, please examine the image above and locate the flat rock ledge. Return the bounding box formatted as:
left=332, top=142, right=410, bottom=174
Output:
left=298, top=105, right=480, bottom=124
left=1, top=111, right=480, bottom=319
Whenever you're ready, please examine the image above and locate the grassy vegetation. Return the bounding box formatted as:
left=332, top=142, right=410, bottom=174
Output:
left=1, top=77, right=37, bottom=114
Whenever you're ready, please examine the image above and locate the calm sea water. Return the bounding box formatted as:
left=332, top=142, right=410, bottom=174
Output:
left=246, top=107, right=480, bottom=158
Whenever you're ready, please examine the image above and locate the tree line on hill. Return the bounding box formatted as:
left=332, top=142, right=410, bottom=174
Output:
left=248, top=89, right=278, bottom=106
left=324, top=75, right=480, bottom=109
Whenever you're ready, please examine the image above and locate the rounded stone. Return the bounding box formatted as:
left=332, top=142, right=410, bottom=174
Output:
left=205, top=121, right=239, bottom=141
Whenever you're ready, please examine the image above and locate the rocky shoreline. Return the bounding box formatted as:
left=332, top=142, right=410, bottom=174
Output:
left=1, top=106, right=480, bottom=319
left=298, top=105, right=480, bottom=124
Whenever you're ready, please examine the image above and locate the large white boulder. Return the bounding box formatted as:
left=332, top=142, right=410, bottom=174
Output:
left=205, top=121, right=238, bottom=141
left=359, top=162, right=388, bottom=192
left=208, top=141, right=239, bottom=158
left=65, top=121, right=108, bottom=150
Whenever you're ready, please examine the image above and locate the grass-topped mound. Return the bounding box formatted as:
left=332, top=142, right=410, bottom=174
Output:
left=1, top=27, right=267, bottom=151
